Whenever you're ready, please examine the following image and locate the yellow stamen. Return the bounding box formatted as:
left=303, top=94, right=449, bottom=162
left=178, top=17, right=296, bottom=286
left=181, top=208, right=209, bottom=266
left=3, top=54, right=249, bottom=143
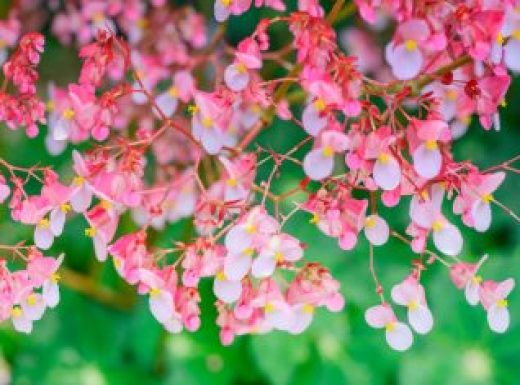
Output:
left=221, top=0, right=232, bottom=7
left=11, top=307, right=22, bottom=318
left=404, top=39, right=417, bottom=52
left=365, top=216, right=377, bottom=229
left=425, top=140, right=438, bottom=151
left=500, top=99, right=507, bottom=108
left=168, top=86, right=179, bottom=98
left=73, top=176, right=85, bottom=186
left=60, top=203, right=71, bottom=213
left=314, top=98, right=326, bottom=112
left=236, top=62, right=247, bottom=74
left=495, top=32, right=504, bottom=46
left=51, top=273, right=61, bottom=283
left=150, top=288, right=161, bottom=297
left=216, top=271, right=226, bottom=281
left=322, top=145, right=334, bottom=157
left=0, top=39, right=6, bottom=49
left=497, top=298, right=508, bottom=308
left=62, top=108, right=75, bottom=120
left=46, top=100, right=55, bottom=112
left=264, top=302, right=275, bottom=313
left=408, top=301, right=419, bottom=311
left=38, top=218, right=50, bottom=229
left=385, top=322, right=396, bottom=332
left=512, top=29, right=520, bottom=41
left=445, top=89, right=457, bottom=101
left=136, top=18, right=148, bottom=29
left=26, top=294, right=37, bottom=306
left=85, top=227, right=97, bottom=237
left=100, top=200, right=112, bottom=210
left=481, top=194, right=493, bottom=204
left=243, top=248, right=255, bottom=256
left=309, top=213, right=320, bottom=224
left=226, top=178, right=238, bottom=187
left=244, top=223, right=257, bottom=234
left=202, top=117, right=213, bottom=128
left=188, top=105, right=199, bottom=115
left=91, top=12, right=105, bottom=24
left=471, top=275, right=482, bottom=285
left=274, top=251, right=284, bottom=263
left=302, top=303, right=314, bottom=314
left=378, top=153, right=389, bottom=164
left=432, top=220, right=444, bottom=232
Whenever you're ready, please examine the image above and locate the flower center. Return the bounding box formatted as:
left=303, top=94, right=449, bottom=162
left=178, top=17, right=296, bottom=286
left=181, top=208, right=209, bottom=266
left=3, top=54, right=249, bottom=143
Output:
left=322, top=145, right=334, bottom=157
left=471, top=275, right=482, bottom=284
left=236, top=62, right=247, bottom=74
left=408, top=300, right=419, bottom=311
left=302, top=303, right=315, bottom=314
left=221, top=0, right=233, bottom=7
left=38, top=218, right=50, bottom=229
left=404, top=39, right=417, bottom=52
left=432, top=220, right=444, bottom=232
left=62, top=108, right=75, bottom=120
left=314, top=98, right=326, bottom=112
left=85, top=227, right=97, bottom=237
left=244, top=223, right=257, bottom=234
left=309, top=213, right=320, bottom=224
left=202, top=117, right=213, bottom=128
left=26, top=294, right=37, bottom=306
left=60, top=203, right=71, bottom=213
left=425, top=140, right=438, bottom=151
left=377, top=153, right=390, bottom=164
left=226, top=178, right=238, bottom=187
left=513, top=29, right=520, bottom=41
left=168, top=86, right=179, bottom=98
left=243, top=248, right=255, bottom=256
left=150, top=288, right=161, bottom=297
left=274, top=251, right=284, bottom=263
left=11, top=306, right=22, bottom=318
left=385, top=322, right=396, bottom=332
left=51, top=273, right=61, bottom=283
left=365, top=216, right=377, bottom=229
left=73, top=176, right=85, bottom=186
left=495, top=32, right=504, bottom=46
left=496, top=298, right=508, bottom=308
left=481, top=193, right=493, bottom=204
left=216, top=271, right=226, bottom=281
left=264, top=302, right=275, bottom=313
left=445, top=89, right=457, bottom=101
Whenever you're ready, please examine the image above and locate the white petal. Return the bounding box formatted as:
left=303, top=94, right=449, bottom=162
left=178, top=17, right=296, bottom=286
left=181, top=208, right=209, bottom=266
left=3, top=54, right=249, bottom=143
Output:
left=487, top=304, right=510, bottom=333
left=70, top=185, right=92, bottom=213
left=225, top=226, right=253, bottom=253
left=93, top=236, right=108, bottom=262
left=149, top=290, right=174, bottom=324
left=213, top=277, right=242, bottom=303
left=201, top=126, right=224, bottom=155
left=302, top=104, right=327, bottom=136
left=251, top=255, right=276, bottom=278
left=388, top=45, right=423, bottom=80
left=155, top=91, right=178, bottom=118
left=22, top=294, right=46, bottom=321
left=413, top=145, right=442, bottom=179
left=214, top=0, right=231, bottom=22
left=504, top=40, right=520, bottom=72
left=224, top=64, right=250, bottom=92
left=34, top=227, right=54, bottom=250
left=164, top=316, right=183, bottom=334
left=471, top=201, right=492, bottom=232
left=465, top=281, right=480, bottom=306
left=50, top=208, right=66, bottom=236
left=12, top=312, right=33, bottom=334
left=288, top=307, right=313, bottom=334
left=224, top=253, right=252, bottom=281
left=408, top=305, right=433, bottom=334
left=303, top=148, right=334, bottom=180
left=373, top=157, right=401, bottom=191
left=52, top=117, right=70, bottom=141
left=433, top=222, right=463, bottom=256
left=386, top=322, right=413, bottom=351
left=364, top=215, right=389, bottom=246
left=42, top=280, right=60, bottom=308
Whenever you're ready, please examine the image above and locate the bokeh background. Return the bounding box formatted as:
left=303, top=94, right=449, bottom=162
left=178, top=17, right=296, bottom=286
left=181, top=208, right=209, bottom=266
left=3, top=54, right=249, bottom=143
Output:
left=0, top=1, right=519, bottom=384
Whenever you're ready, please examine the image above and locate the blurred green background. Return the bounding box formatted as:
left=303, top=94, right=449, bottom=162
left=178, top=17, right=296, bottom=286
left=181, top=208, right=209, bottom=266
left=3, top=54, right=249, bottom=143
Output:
left=0, top=1, right=519, bottom=384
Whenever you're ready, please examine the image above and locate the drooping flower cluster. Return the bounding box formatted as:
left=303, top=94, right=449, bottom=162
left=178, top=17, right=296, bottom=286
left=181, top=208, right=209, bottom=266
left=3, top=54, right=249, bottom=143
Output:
left=0, top=0, right=518, bottom=351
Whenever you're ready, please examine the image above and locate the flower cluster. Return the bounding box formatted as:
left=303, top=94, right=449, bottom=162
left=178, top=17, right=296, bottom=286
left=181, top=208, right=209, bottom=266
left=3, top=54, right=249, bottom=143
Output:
left=0, top=0, right=518, bottom=351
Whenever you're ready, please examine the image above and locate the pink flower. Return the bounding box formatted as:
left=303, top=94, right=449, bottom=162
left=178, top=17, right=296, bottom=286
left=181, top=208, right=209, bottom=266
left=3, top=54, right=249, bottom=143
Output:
left=410, top=119, right=451, bottom=180
left=449, top=257, right=488, bottom=306
left=386, top=20, right=431, bottom=80
left=409, top=184, right=463, bottom=256
left=391, top=276, right=433, bottom=334
left=479, top=278, right=515, bottom=333
left=303, top=130, right=350, bottom=180
left=252, top=233, right=303, bottom=278
left=363, top=214, right=389, bottom=246
left=365, top=304, right=413, bottom=351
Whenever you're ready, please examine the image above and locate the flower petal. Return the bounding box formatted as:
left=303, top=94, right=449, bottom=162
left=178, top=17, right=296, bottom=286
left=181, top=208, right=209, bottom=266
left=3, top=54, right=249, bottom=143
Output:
left=386, top=322, right=413, bottom=351
left=487, top=304, right=510, bottom=333
left=433, top=222, right=463, bottom=256
left=373, top=157, right=401, bottom=191
left=413, top=145, right=442, bottom=179
left=303, top=148, right=334, bottom=180
left=408, top=305, right=434, bottom=334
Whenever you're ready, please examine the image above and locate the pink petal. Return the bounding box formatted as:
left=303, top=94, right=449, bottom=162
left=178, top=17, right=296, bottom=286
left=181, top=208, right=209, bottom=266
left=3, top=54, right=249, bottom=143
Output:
left=213, top=277, right=242, bottom=303
left=224, top=253, right=252, bottom=281
left=251, top=255, right=276, bottom=278
left=34, top=227, right=54, bottom=250
left=388, top=44, right=423, bottom=80
left=465, top=281, right=481, bottom=306
left=365, top=304, right=393, bottom=328
left=214, top=1, right=231, bottom=22
left=302, top=103, right=327, bottom=136
left=149, top=290, right=174, bottom=323
left=42, top=280, right=60, bottom=308
left=364, top=215, right=389, bottom=246
left=471, top=201, right=492, bottom=232
left=225, top=225, right=253, bottom=253
left=504, top=40, right=520, bottom=72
